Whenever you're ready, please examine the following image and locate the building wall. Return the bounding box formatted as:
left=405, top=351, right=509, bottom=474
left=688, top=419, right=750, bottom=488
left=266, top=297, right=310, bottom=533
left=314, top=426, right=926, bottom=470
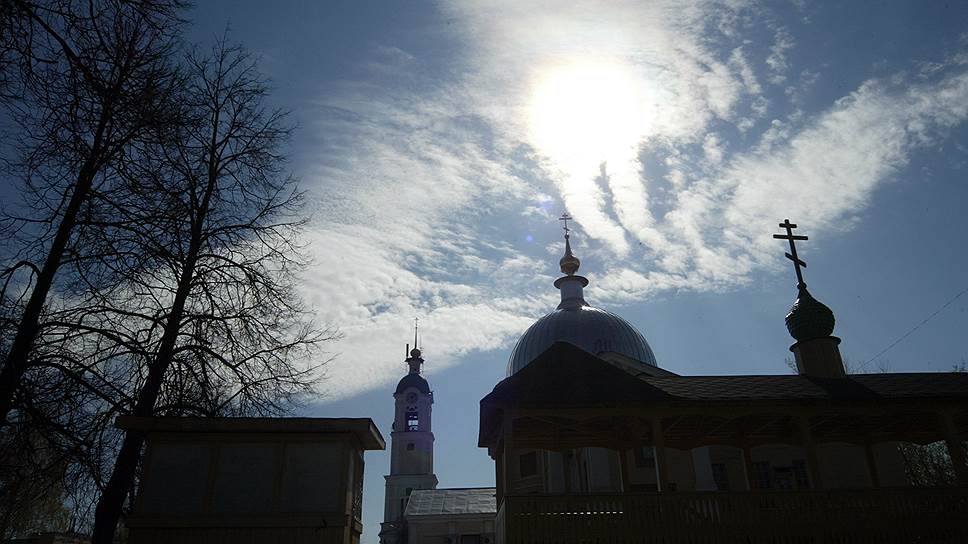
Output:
left=127, top=432, right=366, bottom=544
left=504, top=442, right=909, bottom=494
left=873, top=443, right=909, bottom=486
left=407, top=516, right=495, bottom=544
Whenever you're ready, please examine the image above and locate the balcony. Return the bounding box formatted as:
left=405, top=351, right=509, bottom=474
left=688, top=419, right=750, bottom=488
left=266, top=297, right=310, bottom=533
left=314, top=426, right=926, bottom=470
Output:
left=496, top=488, right=968, bottom=543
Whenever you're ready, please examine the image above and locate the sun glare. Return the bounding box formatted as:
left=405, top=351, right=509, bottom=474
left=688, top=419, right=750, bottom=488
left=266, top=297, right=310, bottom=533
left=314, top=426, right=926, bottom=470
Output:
left=528, top=61, right=650, bottom=171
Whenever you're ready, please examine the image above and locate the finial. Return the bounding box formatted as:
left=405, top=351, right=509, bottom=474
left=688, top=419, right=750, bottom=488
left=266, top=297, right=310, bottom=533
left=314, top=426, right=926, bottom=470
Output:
left=773, top=219, right=836, bottom=341
left=410, top=317, right=421, bottom=359
left=772, top=219, right=808, bottom=289
left=559, top=213, right=580, bottom=275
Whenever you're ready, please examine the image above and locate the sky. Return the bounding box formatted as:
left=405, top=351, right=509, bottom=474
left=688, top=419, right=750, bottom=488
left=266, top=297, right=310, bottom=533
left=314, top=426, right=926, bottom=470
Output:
left=182, top=1, right=968, bottom=541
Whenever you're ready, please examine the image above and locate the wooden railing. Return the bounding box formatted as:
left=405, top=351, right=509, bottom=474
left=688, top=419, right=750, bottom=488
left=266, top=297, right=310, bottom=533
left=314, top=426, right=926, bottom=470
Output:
left=497, top=488, right=968, bottom=543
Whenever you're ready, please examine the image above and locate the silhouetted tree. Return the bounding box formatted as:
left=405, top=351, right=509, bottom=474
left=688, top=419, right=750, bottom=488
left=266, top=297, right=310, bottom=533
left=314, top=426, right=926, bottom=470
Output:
left=1, top=6, right=330, bottom=537
left=89, top=39, right=329, bottom=543
left=0, top=0, right=184, bottom=426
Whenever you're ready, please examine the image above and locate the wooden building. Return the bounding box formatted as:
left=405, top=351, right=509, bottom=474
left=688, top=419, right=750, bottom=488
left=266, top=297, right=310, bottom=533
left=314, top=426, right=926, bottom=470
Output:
left=122, top=417, right=384, bottom=544
left=477, top=221, right=968, bottom=543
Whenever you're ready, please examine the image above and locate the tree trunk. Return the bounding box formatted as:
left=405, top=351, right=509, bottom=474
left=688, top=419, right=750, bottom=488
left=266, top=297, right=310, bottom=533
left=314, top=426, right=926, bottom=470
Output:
left=0, top=159, right=98, bottom=425
left=89, top=230, right=203, bottom=543
left=90, top=118, right=219, bottom=543
left=89, top=253, right=197, bottom=544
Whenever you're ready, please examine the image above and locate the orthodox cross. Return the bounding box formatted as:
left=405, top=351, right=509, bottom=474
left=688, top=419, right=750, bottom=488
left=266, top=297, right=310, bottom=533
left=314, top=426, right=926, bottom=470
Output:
left=559, top=213, right=573, bottom=238
left=772, top=219, right=809, bottom=288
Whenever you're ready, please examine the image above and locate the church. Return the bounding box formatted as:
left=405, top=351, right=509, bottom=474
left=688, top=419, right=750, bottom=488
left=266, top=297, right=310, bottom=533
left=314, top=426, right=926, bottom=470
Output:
left=380, top=219, right=968, bottom=543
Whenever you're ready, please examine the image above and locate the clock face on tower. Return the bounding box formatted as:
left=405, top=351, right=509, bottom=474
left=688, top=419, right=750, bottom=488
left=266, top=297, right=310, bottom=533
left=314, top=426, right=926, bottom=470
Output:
left=406, top=392, right=418, bottom=403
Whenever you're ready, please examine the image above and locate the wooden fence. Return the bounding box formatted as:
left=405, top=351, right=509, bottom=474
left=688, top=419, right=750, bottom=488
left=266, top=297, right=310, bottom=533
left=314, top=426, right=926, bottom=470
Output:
left=497, top=488, right=968, bottom=543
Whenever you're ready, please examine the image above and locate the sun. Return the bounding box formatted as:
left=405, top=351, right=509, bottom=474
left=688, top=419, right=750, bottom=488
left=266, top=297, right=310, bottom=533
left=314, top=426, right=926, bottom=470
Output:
left=528, top=60, right=650, bottom=172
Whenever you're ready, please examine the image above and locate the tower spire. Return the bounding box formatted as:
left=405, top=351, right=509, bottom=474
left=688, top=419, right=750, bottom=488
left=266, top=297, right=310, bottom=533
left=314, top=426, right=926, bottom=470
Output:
left=559, top=213, right=581, bottom=275
left=406, top=319, right=423, bottom=374
left=554, top=213, right=588, bottom=310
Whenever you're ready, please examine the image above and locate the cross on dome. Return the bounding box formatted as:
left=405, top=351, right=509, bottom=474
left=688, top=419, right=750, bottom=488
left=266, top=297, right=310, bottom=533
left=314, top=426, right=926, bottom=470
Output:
left=558, top=213, right=580, bottom=276
left=559, top=212, right=573, bottom=237
left=773, top=219, right=809, bottom=288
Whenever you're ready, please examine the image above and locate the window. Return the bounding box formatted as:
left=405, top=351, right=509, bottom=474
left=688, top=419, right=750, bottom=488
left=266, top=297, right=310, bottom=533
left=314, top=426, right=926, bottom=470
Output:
left=752, top=461, right=772, bottom=489
left=406, top=409, right=419, bottom=431
left=406, top=442, right=415, bottom=451
left=633, top=447, right=655, bottom=468
left=631, top=483, right=658, bottom=492
left=792, top=459, right=810, bottom=489
left=711, top=462, right=730, bottom=491
left=519, top=451, right=538, bottom=478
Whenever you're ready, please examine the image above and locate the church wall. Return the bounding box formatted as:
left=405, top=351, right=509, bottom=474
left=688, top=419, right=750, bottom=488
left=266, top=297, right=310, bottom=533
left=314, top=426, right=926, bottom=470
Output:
left=504, top=443, right=906, bottom=497
left=383, top=475, right=438, bottom=523
left=544, top=451, right=564, bottom=493
left=389, top=430, right=434, bottom=475
left=748, top=444, right=812, bottom=490
left=507, top=448, right=544, bottom=494
left=584, top=448, right=622, bottom=492
left=665, top=448, right=696, bottom=492
left=873, top=442, right=909, bottom=486
left=507, top=448, right=627, bottom=495
left=817, top=443, right=872, bottom=488
left=708, top=446, right=747, bottom=491
left=623, top=448, right=659, bottom=491
left=407, top=516, right=495, bottom=544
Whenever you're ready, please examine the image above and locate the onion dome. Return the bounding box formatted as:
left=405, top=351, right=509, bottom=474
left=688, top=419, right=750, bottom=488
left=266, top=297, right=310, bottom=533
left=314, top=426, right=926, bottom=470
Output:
left=507, top=226, right=657, bottom=375
left=559, top=234, right=580, bottom=275
left=785, top=285, right=835, bottom=341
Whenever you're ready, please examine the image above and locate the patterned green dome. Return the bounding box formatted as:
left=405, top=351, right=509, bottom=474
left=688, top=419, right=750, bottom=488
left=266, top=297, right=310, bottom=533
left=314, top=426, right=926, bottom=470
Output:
left=785, top=286, right=835, bottom=341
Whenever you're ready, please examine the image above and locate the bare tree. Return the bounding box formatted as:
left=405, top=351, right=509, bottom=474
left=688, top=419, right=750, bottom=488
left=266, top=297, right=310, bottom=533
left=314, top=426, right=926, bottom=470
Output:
left=1, top=6, right=330, bottom=537
left=88, top=39, right=330, bottom=543
left=0, top=0, right=184, bottom=425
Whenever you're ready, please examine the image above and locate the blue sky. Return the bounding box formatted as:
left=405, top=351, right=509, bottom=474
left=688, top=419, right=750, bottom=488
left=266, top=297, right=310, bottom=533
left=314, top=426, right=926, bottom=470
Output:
left=181, top=2, right=968, bottom=541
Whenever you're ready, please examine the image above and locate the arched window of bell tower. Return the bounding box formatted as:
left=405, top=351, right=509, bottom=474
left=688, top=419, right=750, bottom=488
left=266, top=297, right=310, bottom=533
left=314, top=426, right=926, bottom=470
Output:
left=406, top=408, right=419, bottom=431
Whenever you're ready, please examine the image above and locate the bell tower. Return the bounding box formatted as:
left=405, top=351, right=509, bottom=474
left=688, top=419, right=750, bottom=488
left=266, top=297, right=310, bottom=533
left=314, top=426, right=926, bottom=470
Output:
left=379, top=341, right=438, bottom=544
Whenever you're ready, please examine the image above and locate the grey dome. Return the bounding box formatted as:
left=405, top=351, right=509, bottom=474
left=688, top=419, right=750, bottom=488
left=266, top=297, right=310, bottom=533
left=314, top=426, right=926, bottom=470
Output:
left=395, top=373, right=430, bottom=395
left=507, top=305, right=657, bottom=376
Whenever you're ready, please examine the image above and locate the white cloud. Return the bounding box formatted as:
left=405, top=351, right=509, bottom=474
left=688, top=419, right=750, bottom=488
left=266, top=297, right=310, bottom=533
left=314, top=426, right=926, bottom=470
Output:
left=299, top=0, right=968, bottom=399
left=596, top=67, right=968, bottom=304
left=766, top=26, right=794, bottom=84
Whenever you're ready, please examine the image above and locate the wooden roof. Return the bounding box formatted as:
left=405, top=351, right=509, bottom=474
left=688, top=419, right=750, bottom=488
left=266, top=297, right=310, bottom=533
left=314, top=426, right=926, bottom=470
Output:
left=479, top=343, right=968, bottom=449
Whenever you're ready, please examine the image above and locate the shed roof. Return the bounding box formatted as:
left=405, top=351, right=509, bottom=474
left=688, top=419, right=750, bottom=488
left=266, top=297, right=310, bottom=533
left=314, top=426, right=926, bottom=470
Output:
left=116, top=416, right=386, bottom=450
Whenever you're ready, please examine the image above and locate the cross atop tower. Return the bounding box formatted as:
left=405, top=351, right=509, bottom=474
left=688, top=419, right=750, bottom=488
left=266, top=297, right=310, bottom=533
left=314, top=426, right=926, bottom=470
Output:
left=772, top=219, right=809, bottom=288
left=559, top=212, right=573, bottom=239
